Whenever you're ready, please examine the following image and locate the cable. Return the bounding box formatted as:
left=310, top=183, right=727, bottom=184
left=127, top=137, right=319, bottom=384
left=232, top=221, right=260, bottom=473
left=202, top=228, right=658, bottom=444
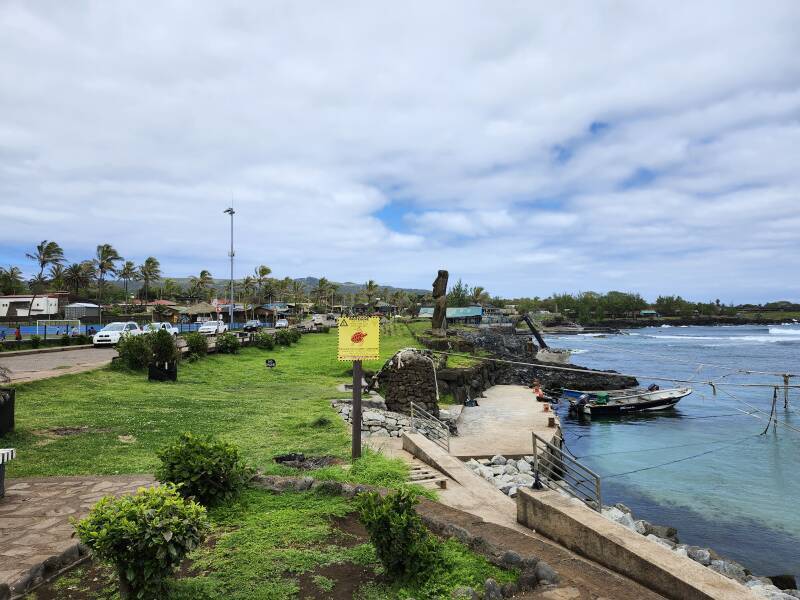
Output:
left=572, top=432, right=760, bottom=459
left=426, top=348, right=800, bottom=390
left=717, top=387, right=800, bottom=435
left=600, top=433, right=763, bottom=479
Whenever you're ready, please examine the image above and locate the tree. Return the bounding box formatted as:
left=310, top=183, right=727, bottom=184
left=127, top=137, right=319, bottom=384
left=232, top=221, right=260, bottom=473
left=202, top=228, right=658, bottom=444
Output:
left=117, top=261, right=140, bottom=311
left=25, top=240, right=64, bottom=319
left=138, top=257, right=161, bottom=301
left=189, top=270, right=214, bottom=301
left=446, top=278, right=471, bottom=307
left=253, top=265, right=271, bottom=303
left=362, top=280, right=379, bottom=305
left=0, top=265, right=25, bottom=295
left=241, top=276, right=256, bottom=319
left=48, top=263, right=65, bottom=291
left=64, top=261, right=94, bottom=298
left=161, top=279, right=182, bottom=300
left=313, top=277, right=331, bottom=308
left=470, top=285, right=491, bottom=305
left=290, top=280, right=306, bottom=303
left=93, top=244, right=121, bottom=304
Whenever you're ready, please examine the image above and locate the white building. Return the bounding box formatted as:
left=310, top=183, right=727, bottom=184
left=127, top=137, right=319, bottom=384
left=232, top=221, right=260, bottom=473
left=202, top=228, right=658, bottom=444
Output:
left=0, top=295, right=60, bottom=317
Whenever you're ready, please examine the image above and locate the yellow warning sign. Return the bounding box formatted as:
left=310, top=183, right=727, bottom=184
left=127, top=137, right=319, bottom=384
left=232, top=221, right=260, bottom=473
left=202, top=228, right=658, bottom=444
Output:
left=337, top=316, right=380, bottom=361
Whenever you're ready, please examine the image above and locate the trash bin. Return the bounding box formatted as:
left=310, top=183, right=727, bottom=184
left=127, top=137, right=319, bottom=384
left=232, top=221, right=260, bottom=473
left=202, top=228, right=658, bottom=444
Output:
left=0, top=387, right=15, bottom=436
left=595, top=392, right=609, bottom=405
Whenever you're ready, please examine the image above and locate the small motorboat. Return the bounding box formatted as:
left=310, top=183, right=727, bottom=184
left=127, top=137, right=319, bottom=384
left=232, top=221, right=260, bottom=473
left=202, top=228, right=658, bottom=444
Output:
left=567, top=387, right=692, bottom=416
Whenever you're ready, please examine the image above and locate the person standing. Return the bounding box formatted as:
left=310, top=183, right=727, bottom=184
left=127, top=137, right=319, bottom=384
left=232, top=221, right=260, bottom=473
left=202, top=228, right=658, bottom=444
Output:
left=15, top=326, right=22, bottom=343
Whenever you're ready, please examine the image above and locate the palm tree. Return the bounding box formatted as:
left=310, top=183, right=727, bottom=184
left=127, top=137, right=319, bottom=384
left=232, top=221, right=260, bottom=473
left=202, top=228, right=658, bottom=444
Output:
left=138, top=257, right=161, bottom=301
left=313, top=277, right=331, bottom=308
left=470, top=286, right=490, bottom=305
left=362, top=279, right=379, bottom=306
left=63, top=262, right=93, bottom=298
left=161, top=278, right=182, bottom=300
left=189, top=270, right=214, bottom=301
left=117, top=261, right=139, bottom=310
left=254, top=265, right=271, bottom=303
left=0, top=265, right=25, bottom=295
left=241, top=275, right=256, bottom=319
left=48, top=264, right=66, bottom=291
left=93, top=244, right=121, bottom=304
left=25, top=240, right=64, bottom=318
left=279, top=277, right=293, bottom=302
left=290, top=280, right=306, bottom=303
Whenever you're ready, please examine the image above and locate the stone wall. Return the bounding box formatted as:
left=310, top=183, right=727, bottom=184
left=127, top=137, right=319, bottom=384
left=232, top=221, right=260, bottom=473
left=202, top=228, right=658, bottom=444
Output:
left=374, top=349, right=440, bottom=416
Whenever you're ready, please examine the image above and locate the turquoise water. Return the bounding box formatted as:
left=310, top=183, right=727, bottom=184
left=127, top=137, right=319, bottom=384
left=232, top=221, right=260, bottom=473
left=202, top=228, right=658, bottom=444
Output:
left=548, top=324, right=800, bottom=578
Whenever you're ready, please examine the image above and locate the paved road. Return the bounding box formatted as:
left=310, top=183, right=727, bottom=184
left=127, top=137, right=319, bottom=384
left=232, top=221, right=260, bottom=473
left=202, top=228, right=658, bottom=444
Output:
left=1, top=348, right=117, bottom=383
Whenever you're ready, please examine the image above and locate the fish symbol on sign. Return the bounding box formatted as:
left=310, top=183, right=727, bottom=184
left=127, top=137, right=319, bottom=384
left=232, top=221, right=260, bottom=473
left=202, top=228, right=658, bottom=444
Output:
left=350, top=331, right=367, bottom=345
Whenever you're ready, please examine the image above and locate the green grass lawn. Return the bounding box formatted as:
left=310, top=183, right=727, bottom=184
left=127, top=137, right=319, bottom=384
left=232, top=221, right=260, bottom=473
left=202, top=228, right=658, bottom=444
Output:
left=5, top=328, right=418, bottom=478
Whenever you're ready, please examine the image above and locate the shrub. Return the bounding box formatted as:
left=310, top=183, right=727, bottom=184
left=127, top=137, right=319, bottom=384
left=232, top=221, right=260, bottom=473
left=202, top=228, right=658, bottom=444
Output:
left=30, top=334, right=41, bottom=348
left=356, top=488, right=443, bottom=582
left=116, top=333, right=153, bottom=370
left=150, top=328, right=180, bottom=365
left=275, top=329, right=292, bottom=346
left=75, top=334, right=91, bottom=345
left=289, top=328, right=301, bottom=343
left=72, top=484, right=208, bottom=600
left=183, top=332, right=208, bottom=359
left=60, top=334, right=71, bottom=346
left=215, top=331, right=239, bottom=354
left=320, top=325, right=330, bottom=334
left=156, top=433, right=251, bottom=506
left=254, top=331, right=275, bottom=350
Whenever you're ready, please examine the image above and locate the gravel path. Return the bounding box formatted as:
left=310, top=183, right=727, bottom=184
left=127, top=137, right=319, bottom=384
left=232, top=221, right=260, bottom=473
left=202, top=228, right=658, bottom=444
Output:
left=1, top=348, right=117, bottom=383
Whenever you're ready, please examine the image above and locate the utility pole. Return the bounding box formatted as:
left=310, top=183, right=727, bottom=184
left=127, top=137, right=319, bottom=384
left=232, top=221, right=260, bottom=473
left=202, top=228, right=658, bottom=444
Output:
left=224, top=207, right=235, bottom=327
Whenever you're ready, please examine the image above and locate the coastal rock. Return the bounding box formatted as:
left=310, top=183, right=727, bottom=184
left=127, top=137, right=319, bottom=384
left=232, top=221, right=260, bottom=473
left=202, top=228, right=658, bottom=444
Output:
left=602, top=506, right=637, bottom=532
left=644, top=523, right=679, bottom=544
left=634, top=519, right=648, bottom=535
left=687, top=546, right=711, bottom=566
left=491, top=455, right=507, bottom=466
left=614, top=502, right=633, bottom=515
left=534, top=561, right=560, bottom=585
left=513, top=473, right=535, bottom=487
left=646, top=534, right=675, bottom=550
left=517, top=460, right=532, bottom=474
left=710, top=559, right=749, bottom=583
left=452, top=586, right=479, bottom=600
left=503, top=463, right=519, bottom=475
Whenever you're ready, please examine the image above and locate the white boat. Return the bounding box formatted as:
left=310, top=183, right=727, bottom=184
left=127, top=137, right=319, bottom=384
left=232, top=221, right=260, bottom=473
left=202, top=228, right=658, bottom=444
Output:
left=567, top=387, right=692, bottom=416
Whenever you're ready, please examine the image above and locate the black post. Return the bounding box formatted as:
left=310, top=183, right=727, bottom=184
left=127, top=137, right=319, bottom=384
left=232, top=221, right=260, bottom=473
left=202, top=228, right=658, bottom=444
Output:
left=352, top=359, right=362, bottom=460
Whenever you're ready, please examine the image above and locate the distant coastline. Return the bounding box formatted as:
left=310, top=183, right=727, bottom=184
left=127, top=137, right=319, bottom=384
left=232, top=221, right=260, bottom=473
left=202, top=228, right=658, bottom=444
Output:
left=581, top=316, right=797, bottom=328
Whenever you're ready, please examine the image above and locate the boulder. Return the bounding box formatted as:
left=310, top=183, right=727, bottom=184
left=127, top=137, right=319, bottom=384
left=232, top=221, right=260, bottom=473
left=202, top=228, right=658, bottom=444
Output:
left=451, top=586, right=479, bottom=600
left=517, top=460, right=532, bottom=474
left=484, top=578, right=503, bottom=600
left=710, top=560, right=749, bottom=583
left=503, top=464, right=519, bottom=475
left=534, top=561, right=560, bottom=585
left=491, top=455, right=507, bottom=465
left=644, top=523, right=679, bottom=544
left=687, top=546, right=711, bottom=566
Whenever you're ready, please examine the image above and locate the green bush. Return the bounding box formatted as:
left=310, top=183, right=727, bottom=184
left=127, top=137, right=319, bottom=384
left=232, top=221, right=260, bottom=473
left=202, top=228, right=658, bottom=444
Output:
left=254, top=331, right=275, bottom=350
left=75, top=334, right=91, bottom=345
left=215, top=331, right=239, bottom=354
left=72, top=484, right=208, bottom=600
left=115, top=333, right=153, bottom=370
left=356, top=488, right=443, bottom=583
left=183, top=332, right=207, bottom=359
left=60, top=334, right=71, bottom=346
left=289, top=328, right=301, bottom=343
left=320, top=325, right=330, bottom=334
left=156, top=433, right=252, bottom=506
left=30, top=334, right=41, bottom=348
left=150, top=329, right=179, bottom=364
left=275, top=329, right=293, bottom=346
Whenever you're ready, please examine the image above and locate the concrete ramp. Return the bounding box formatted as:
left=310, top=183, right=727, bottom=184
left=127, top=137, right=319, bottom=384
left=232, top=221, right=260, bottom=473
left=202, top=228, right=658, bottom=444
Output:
left=450, top=384, right=558, bottom=457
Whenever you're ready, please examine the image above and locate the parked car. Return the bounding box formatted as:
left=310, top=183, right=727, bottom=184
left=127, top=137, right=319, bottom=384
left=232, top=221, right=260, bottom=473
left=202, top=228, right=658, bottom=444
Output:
left=275, top=319, right=289, bottom=329
left=198, top=320, right=228, bottom=335
left=243, top=320, right=264, bottom=332
left=93, top=322, right=142, bottom=347
left=142, top=322, right=179, bottom=337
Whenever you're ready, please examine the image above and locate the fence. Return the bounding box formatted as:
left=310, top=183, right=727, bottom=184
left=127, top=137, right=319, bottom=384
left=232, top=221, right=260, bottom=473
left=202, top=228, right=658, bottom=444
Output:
left=531, top=431, right=602, bottom=511
left=410, top=402, right=450, bottom=452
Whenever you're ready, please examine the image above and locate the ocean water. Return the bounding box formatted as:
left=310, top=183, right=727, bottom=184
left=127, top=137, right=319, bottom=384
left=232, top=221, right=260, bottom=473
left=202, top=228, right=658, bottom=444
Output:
left=547, top=324, right=800, bottom=578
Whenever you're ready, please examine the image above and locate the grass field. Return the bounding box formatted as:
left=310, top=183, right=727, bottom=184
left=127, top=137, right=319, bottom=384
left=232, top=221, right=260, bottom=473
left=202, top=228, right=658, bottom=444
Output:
left=5, top=327, right=417, bottom=478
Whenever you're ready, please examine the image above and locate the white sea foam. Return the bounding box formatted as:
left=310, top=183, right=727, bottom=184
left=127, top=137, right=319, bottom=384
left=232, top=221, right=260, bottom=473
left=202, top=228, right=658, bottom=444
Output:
left=570, top=349, right=589, bottom=354
left=577, top=333, right=605, bottom=337
left=769, top=327, right=800, bottom=336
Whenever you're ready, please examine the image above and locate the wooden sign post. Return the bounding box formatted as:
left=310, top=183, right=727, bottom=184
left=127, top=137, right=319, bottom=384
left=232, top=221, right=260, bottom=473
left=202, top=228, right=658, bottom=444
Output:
left=337, top=316, right=380, bottom=460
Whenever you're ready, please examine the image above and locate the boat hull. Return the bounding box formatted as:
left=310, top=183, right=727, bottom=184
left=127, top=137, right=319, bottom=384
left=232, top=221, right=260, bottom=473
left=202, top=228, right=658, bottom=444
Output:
left=569, top=388, right=692, bottom=416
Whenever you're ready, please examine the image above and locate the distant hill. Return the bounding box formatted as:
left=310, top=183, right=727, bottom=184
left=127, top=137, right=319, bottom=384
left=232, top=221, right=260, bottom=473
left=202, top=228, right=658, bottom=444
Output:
left=114, top=276, right=428, bottom=297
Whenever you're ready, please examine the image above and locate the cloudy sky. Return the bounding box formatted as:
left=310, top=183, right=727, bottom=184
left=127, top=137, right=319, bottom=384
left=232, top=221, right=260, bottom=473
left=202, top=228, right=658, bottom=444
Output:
left=1, top=1, right=799, bottom=302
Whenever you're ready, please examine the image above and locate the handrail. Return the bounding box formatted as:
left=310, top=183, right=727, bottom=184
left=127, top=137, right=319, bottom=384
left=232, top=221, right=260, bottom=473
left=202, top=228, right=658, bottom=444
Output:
left=532, top=431, right=602, bottom=511
left=410, top=402, right=450, bottom=452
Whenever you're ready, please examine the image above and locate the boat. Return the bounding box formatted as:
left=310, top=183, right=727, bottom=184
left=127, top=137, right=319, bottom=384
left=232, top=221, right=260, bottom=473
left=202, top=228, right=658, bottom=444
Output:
left=567, top=387, right=692, bottom=416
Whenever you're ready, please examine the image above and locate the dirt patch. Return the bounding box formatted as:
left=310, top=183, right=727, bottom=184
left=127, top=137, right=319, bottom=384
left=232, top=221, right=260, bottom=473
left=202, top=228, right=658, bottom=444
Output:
left=274, top=453, right=344, bottom=469
left=327, top=512, right=370, bottom=548
left=32, top=426, right=111, bottom=446
left=296, top=562, right=383, bottom=600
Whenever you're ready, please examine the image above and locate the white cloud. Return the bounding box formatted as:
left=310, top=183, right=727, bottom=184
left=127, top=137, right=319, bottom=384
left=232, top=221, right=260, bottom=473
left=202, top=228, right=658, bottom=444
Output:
left=0, top=1, right=798, bottom=302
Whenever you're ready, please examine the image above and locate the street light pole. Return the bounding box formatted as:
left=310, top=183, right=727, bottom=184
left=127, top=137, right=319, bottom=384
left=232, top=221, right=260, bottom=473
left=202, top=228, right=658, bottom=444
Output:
left=224, top=207, right=235, bottom=327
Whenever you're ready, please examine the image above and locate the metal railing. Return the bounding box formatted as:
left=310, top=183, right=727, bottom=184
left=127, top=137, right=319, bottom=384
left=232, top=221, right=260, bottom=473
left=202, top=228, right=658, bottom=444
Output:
left=531, top=431, right=602, bottom=511
left=410, top=402, right=450, bottom=452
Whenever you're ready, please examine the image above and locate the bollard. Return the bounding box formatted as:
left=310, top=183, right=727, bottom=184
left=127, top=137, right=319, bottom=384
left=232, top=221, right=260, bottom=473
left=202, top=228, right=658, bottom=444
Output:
left=547, top=416, right=556, bottom=428
left=543, top=403, right=550, bottom=412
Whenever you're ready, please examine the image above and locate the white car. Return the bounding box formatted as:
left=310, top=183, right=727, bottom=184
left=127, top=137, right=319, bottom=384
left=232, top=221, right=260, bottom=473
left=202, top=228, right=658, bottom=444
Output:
left=275, top=319, right=289, bottom=328
left=198, top=320, right=228, bottom=335
left=93, top=322, right=142, bottom=347
left=142, top=322, right=179, bottom=337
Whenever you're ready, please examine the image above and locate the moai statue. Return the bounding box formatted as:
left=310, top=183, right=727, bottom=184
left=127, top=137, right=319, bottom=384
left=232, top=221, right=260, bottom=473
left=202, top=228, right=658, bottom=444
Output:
left=431, top=270, right=449, bottom=335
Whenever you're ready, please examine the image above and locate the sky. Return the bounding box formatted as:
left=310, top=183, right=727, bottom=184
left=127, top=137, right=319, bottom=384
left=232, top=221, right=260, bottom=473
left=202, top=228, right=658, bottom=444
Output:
left=1, top=1, right=799, bottom=303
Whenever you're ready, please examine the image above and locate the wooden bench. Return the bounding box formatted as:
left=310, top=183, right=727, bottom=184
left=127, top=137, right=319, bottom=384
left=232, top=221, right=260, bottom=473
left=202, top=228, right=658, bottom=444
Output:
left=0, top=448, right=15, bottom=498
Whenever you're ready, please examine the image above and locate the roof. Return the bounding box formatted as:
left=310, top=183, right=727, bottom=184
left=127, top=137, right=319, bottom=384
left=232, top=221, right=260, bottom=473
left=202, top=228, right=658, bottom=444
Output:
left=183, top=302, right=218, bottom=315
left=66, top=302, right=100, bottom=308
left=418, top=306, right=483, bottom=318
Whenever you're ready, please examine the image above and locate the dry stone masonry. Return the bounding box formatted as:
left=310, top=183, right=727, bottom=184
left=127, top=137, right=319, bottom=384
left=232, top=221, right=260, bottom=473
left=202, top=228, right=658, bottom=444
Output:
left=374, top=349, right=441, bottom=416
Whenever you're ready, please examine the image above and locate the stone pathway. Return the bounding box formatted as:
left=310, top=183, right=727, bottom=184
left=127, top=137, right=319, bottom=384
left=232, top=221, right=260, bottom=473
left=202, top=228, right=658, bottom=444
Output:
left=0, top=475, right=153, bottom=590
